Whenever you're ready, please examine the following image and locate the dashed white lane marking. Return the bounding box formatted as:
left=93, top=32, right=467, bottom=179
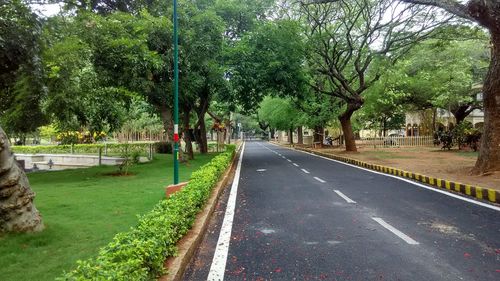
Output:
left=293, top=163, right=299, bottom=167
left=334, top=190, right=356, bottom=203
left=256, top=169, right=266, bottom=172
left=313, top=177, right=326, bottom=183
left=208, top=143, right=246, bottom=280
left=267, top=143, right=500, bottom=212
left=301, top=168, right=310, bottom=174
left=287, top=159, right=292, bottom=162
left=372, top=217, right=419, bottom=245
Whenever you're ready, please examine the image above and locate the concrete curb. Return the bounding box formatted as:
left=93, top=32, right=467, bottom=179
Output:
left=159, top=143, right=243, bottom=281
left=274, top=143, right=499, bottom=205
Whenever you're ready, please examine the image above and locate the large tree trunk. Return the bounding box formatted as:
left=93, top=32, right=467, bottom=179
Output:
left=159, top=103, right=172, bottom=142
left=0, top=126, right=43, bottom=233
left=474, top=32, right=500, bottom=174
left=339, top=102, right=362, bottom=152
left=197, top=116, right=208, bottom=154
left=225, top=119, right=231, bottom=144
left=451, top=105, right=472, bottom=125
left=313, top=126, right=324, bottom=143
left=297, top=126, right=303, bottom=144
left=182, top=106, right=194, bottom=160
left=288, top=128, right=294, bottom=144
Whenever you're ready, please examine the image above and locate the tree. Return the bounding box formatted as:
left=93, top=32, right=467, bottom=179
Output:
left=182, top=8, right=226, bottom=154
left=317, top=0, right=500, bottom=174
left=302, top=0, right=448, bottom=152
left=398, top=0, right=500, bottom=174
left=359, top=76, right=407, bottom=137
left=258, top=97, right=304, bottom=144
left=0, top=0, right=47, bottom=142
left=42, top=25, right=128, bottom=133
left=0, top=126, right=44, bottom=233
left=295, top=89, right=339, bottom=143
left=229, top=19, right=307, bottom=112
left=62, top=11, right=173, bottom=137
left=407, top=40, right=488, bottom=125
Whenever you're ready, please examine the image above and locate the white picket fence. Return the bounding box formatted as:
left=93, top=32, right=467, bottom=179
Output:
left=355, top=136, right=435, bottom=147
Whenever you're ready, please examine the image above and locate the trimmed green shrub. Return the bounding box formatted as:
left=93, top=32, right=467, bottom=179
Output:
left=59, top=144, right=236, bottom=280
left=11, top=143, right=155, bottom=156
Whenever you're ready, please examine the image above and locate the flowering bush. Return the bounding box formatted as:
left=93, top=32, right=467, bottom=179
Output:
left=56, top=131, right=107, bottom=144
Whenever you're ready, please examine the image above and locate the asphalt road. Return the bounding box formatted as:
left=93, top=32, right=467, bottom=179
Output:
left=183, top=141, right=500, bottom=281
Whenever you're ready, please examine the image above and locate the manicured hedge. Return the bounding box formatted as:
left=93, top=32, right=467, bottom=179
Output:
left=59, top=144, right=236, bottom=280
left=11, top=143, right=162, bottom=156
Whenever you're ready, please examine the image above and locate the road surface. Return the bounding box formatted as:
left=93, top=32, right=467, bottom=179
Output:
left=183, top=141, right=500, bottom=281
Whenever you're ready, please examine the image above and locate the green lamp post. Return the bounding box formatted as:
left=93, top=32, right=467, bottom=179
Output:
left=172, top=0, right=179, bottom=184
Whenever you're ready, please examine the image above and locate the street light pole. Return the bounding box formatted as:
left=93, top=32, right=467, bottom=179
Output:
left=172, top=0, right=179, bottom=184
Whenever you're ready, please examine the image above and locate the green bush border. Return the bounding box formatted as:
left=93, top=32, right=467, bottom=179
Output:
left=58, top=144, right=236, bottom=280
left=12, top=143, right=162, bottom=156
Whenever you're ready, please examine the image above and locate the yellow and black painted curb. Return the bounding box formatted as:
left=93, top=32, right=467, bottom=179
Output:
left=292, top=147, right=499, bottom=205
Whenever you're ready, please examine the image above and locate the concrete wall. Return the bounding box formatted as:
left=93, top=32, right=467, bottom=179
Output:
left=15, top=154, right=128, bottom=171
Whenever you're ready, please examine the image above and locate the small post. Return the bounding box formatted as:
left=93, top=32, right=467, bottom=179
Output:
left=71, top=143, right=74, bottom=154
left=98, top=147, right=102, bottom=166
left=149, top=143, right=153, bottom=160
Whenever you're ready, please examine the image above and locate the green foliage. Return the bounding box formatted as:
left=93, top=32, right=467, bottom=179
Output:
left=154, top=142, right=173, bottom=154
left=229, top=20, right=307, bottom=112
left=258, top=97, right=303, bottom=131
left=39, top=125, right=57, bottom=141
left=435, top=131, right=454, bottom=150
left=0, top=0, right=46, bottom=135
left=59, top=145, right=236, bottom=280
left=434, top=122, right=482, bottom=151
left=12, top=143, right=153, bottom=156
left=359, top=74, right=407, bottom=134
left=121, top=98, right=164, bottom=135
left=393, top=38, right=489, bottom=112
left=117, top=143, right=143, bottom=175
left=453, top=122, right=482, bottom=151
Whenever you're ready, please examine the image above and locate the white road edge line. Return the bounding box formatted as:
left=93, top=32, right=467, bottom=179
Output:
left=267, top=143, right=500, bottom=212
left=301, top=168, right=310, bottom=174
left=293, top=163, right=299, bottom=167
left=313, top=176, right=326, bottom=183
left=334, top=190, right=356, bottom=204
left=208, top=143, right=246, bottom=280
left=372, top=217, right=419, bottom=245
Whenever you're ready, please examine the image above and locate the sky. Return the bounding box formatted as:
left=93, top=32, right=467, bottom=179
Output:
left=30, top=3, right=61, bottom=17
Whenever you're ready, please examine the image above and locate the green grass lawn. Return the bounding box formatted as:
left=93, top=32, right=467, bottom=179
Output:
left=0, top=153, right=217, bottom=281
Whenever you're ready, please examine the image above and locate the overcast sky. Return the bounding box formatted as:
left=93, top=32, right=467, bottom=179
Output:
left=30, top=3, right=61, bottom=17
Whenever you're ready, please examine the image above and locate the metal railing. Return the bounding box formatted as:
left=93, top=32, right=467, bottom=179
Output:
left=355, top=136, right=434, bottom=147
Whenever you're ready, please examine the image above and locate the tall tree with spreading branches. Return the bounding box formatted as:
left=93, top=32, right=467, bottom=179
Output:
left=302, top=0, right=448, bottom=152
left=396, top=0, right=500, bottom=175
left=311, top=0, right=500, bottom=177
